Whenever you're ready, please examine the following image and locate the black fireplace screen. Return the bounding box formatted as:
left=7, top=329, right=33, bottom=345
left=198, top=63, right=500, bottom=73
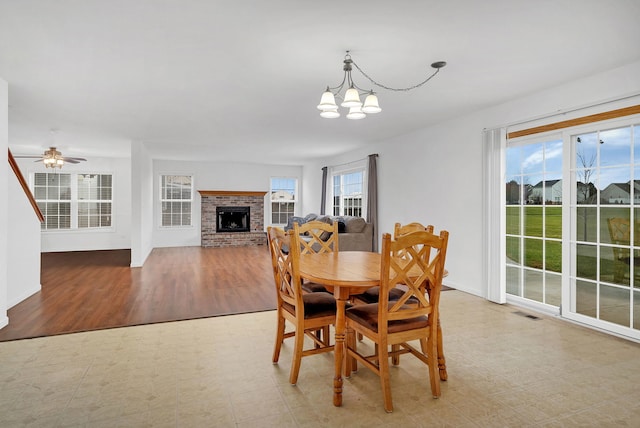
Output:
left=216, top=206, right=250, bottom=232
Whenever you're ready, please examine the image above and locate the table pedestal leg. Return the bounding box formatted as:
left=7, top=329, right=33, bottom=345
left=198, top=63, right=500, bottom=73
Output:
left=333, top=293, right=347, bottom=406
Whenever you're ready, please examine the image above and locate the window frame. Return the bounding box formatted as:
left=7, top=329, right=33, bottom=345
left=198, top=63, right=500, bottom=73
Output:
left=330, top=162, right=367, bottom=219
left=270, top=176, right=298, bottom=226
left=159, top=174, right=194, bottom=228
left=33, top=171, right=114, bottom=232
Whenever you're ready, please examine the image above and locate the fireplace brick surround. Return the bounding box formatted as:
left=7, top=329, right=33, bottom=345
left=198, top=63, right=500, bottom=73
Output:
left=199, top=190, right=267, bottom=247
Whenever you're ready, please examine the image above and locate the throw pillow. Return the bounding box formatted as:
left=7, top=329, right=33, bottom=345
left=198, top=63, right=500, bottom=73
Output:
left=285, top=216, right=306, bottom=231
left=312, top=216, right=334, bottom=241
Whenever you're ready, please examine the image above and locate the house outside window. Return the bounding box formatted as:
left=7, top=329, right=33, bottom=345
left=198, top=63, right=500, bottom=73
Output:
left=34, top=172, right=112, bottom=230
left=271, top=177, right=297, bottom=225
left=160, top=175, right=193, bottom=227
left=332, top=169, right=365, bottom=218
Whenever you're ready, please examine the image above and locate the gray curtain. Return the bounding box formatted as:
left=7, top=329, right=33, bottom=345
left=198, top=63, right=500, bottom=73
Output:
left=320, top=166, right=328, bottom=215
left=366, top=154, right=378, bottom=251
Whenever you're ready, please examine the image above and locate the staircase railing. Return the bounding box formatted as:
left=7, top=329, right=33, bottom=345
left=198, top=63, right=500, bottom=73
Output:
left=8, top=148, right=44, bottom=222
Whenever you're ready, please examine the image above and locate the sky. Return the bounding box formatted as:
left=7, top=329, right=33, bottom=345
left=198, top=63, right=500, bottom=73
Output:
left=506, top=124, right=640, bottom=190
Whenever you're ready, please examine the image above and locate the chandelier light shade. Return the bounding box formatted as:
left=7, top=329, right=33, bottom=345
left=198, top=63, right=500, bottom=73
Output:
left=317, top=89, right=338, bottom=111
left=346, top=106, right=366, bottom=120
left=320, top=108, right=340, bottom=119
left=362, top=92, right=381, bottom=114
left=317, top=51, right=446, bottom=120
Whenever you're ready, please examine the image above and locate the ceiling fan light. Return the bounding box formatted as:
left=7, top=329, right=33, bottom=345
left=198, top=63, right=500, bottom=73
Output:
left=341, top=87, right=362, bottom=108
left=320, top=108, right=340, bottom=119
left=346, top=106, right=366, bottom=120
left=317, top=90, right=338, bottom=111
left=362, top=93, right=382, bottom=114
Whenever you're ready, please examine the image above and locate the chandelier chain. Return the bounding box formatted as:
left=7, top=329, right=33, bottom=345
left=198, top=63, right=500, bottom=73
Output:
left=351, top=60, right=442, bottom=92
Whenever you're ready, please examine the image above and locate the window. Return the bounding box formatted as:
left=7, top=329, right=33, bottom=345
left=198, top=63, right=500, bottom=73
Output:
left=78, top=174, right=112, bottom=228
left=271, top=177, right=297, bottom=225
left=34, top=173, right=71, bottom=230
left=160, top=175, right=193, bottom=227
left=34, top=172, right=112, bottom=230
left=332, top=169, right=365, bottom=217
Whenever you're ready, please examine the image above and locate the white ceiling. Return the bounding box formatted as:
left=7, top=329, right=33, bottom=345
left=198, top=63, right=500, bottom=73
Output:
left=1, top=0, right=639, bottom=165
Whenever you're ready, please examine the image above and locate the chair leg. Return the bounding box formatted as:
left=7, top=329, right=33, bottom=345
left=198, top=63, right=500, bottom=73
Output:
left=345, top=328, right=353, bottom=378
left=289, top=323, right=305, bottom=385
left=436, top=319, right=447, bottom=381
left=427, top=330, right=441, bottom=398
left=378, top=343, right=394, bottom=413
left=313, top=329, right=322, bottom=349
left=272, top=313, right=285, bottom=363
left=391, top=344, right=400, bottom=365
left=322, top=326, right=330, bottom=345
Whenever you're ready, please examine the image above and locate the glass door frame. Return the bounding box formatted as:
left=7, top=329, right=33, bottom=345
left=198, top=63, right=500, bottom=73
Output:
left=562, top=117, right=640, bottom=341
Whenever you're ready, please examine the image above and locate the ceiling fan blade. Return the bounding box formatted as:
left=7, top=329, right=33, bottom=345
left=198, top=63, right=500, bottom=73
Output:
left=13, top=155, right=43, bottom=159
left=63, top=157, right=87, bottom=162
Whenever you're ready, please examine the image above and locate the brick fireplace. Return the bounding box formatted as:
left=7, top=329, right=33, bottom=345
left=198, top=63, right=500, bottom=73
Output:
left=199, top=190, right=267, bottom=247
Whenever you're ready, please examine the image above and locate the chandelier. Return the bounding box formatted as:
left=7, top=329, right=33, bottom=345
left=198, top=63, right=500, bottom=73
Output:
left=317, top=51, right=446, bottom=120
left=43, top=147, right=64, bottom=168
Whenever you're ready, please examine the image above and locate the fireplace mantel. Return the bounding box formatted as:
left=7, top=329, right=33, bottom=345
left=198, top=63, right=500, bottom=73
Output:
left=198, top=190, right=267, bottom=197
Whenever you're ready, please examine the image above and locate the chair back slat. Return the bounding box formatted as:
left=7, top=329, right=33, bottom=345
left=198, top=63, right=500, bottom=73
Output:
left=294, top=220, right=339, bottom=254
left=378, top=230, right=449, bottom=332
left=393, top=222, right=434, bottom=261
left=267, top=227, right=304, bottom=311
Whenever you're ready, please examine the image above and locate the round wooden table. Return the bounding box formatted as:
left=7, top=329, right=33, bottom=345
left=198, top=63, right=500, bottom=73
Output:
left=298, top=251, right=448, bottom=407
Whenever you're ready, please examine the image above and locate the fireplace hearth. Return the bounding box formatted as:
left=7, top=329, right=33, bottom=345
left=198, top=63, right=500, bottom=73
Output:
left=217, top=206, right=250, bottom=233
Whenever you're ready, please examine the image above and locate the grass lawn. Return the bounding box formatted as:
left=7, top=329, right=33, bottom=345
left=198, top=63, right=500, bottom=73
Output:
left=506, top=206, right=562, bottom=272
left=506, top=205, right=633, bottom=278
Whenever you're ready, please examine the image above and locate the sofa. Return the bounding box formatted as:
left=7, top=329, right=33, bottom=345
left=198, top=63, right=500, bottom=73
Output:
left=284, top=213, right=374, bottom=252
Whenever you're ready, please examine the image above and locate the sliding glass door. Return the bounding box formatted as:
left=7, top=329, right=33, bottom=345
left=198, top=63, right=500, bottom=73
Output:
left=505, top=137, right=563, bottom=311
left=505, top=116, right=640, bottom=341
left=567, top=122, right=640, bottom=338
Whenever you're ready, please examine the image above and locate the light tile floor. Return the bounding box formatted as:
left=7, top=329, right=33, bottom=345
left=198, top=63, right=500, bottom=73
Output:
left=1, top=290, right=639, bottom=427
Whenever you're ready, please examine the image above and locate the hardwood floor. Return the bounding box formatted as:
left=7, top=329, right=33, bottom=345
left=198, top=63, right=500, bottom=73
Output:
left=0, top=246, right=276, bottom=341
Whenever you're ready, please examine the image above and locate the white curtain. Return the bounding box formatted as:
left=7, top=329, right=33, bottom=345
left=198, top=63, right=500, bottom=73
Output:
left=483, top=128, right=506, bottom=303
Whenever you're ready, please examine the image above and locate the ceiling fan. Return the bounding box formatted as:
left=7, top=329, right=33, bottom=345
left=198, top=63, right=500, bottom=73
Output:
left=14, top=147, right=87, bottom=169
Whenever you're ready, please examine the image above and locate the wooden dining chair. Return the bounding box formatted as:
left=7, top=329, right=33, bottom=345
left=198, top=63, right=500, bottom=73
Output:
left=352, top=222, right=434, bottom=306
left=267, top=226, right=337, bottom=385
left=393, top=222, right=448, bottom=380
left=344, top=230, right=449, bottom=412
left=293, top=220, right=339, bottom=293
left=607, top=217, right=634, bottom=283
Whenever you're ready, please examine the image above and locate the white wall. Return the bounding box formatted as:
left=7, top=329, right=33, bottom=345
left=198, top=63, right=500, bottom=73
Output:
left=153, top=160, right=302, bottom=248
left=131, top=141, right=153, bottom=267
left=7, top=168, right=41, bottom=307
left=302, top=60, right=640, bottom=298
left=14, top=156, right=132, bottom=252
left=0, top=77, right=8, bottom=328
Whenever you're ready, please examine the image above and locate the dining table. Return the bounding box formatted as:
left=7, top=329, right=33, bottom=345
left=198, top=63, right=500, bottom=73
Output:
left=298, top=250, right=448, bottom=407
